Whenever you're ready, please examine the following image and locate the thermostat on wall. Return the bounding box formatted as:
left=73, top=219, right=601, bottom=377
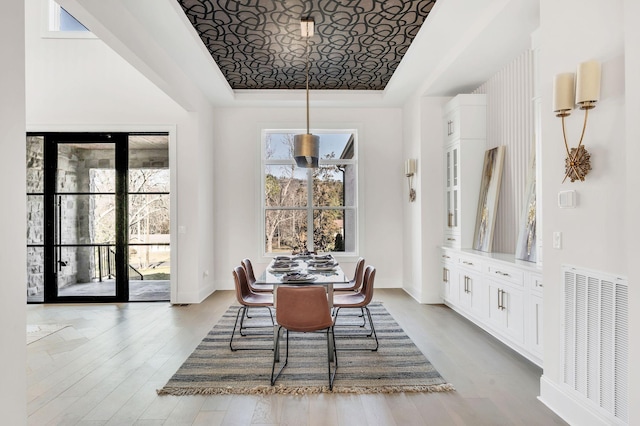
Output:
left=558, top=190, right=576, bottom=208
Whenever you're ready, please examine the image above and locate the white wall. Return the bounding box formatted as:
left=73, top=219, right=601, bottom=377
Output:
left=401, top=96, right=422, bottom=301
left=624, top=1, right=640, bottom=422
left=0, top=0, right=26, bottom=423
left=212, top=107, right=404, bottom=290
left=537, top=0, right=630, bottom=423
left=474, top=51, right=536, bottom=255
left=402, top=95, right=449, bottom=303
left=25, top=0, right=216, bottom=303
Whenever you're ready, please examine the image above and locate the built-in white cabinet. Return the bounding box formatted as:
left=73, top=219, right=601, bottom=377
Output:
left=442, top=94, right=486, bottom=249
left=441, top=248, right=543, bottom=366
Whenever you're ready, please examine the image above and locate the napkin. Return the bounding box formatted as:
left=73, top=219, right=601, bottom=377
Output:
left=282, top=272, right=313, bottom=282
left=272, top=261, right=296, bottom=268
left=313, top=254, right=333, bottom=260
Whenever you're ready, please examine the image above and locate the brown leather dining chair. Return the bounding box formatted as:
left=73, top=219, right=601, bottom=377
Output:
left=332, top=265, right=378, bottom=351
left=230, top=266, right=274, bottom=351
left=333, top=257, right=365, bottom=292
left=241, top=258, right=273, bottom=293
left=270, top=286, right=338, bottom=390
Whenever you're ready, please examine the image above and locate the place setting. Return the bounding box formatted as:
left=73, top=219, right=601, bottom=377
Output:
left=268, top=258, right=300, bottom=273
left=280, top=271, right=318, bottom=282
left=306, top=254, right=338, bottom=272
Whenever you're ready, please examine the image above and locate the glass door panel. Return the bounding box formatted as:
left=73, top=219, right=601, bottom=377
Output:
left=54, top=142, right=118, bottom=299
left=128, top=134, right=170, bottom=301
left=27, top=136, right=45, bottom=302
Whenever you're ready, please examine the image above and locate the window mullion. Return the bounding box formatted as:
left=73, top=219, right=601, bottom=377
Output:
left=307, top=168, right=314, bottom=252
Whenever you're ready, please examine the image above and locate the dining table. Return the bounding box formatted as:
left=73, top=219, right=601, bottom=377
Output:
left=254, top=254, right=348, bottom=361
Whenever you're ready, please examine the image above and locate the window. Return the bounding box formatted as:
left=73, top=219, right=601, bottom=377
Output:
left=44, top=0, right=93, bottom=38
left=262, top=130, right=357, bottom=256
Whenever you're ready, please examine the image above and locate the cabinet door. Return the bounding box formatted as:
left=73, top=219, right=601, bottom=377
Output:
left=502, top=286, right=524, bottom=343
left=441, top=263, right=451, bottom=301
left=487, top=281, right=524, bottom=343
left=527, top=293, right=543, bottom=358
left=487, top=282, right=505, bottom=328
left=458, top=271, right=484, bottom=318
left=444, top=264, right=459, bottom=304
left=444, top=110, right=459, bottom=143
left=444, top=144, right=460, bottom=244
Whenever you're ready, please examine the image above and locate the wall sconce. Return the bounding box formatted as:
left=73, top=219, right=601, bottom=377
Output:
left=553, top=60, right=601, bottom=182
left=405, top=159, right=417, bottom=202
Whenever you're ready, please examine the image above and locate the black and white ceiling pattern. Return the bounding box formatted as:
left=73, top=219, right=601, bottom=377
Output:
left=177, top=0, right=437, bottom=90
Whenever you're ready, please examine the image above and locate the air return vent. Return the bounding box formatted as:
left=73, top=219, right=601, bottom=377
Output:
left=562, top=265, right=628, bottom=424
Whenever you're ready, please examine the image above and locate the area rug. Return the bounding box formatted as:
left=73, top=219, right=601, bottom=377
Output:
left=158, top=303, right=454, bottom=395
left=27, top=324, right=70, bottom=344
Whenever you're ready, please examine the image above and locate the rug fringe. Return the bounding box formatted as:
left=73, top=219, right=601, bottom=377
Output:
left=156, top=383, right=455, bottom=396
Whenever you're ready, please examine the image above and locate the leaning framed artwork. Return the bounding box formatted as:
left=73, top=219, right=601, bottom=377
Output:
left=473, top=146, right=506, bottom=252
left=515, top=147, right=537, bottom=262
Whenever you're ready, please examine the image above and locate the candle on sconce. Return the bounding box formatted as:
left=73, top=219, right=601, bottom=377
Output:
left=553, top=72, right=575, bottom=115
left=405, top=159, right=416, bottom=176
left=575, top=60, right=601, bottom=107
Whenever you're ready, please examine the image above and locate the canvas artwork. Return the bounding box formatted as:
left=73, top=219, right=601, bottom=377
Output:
left=473, top=146, right=506, bottom=252
left=516, top=148, right=537, bottom=262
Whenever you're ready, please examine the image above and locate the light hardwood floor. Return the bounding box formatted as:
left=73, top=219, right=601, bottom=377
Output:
left=27, top=289, right=566, bottom=425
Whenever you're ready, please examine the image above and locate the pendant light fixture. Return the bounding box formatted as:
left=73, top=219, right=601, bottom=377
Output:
left=293, top=18, right=319, bottom=168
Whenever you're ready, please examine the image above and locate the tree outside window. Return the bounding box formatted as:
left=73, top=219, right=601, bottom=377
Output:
left=263, top=131, right=357, bottom=255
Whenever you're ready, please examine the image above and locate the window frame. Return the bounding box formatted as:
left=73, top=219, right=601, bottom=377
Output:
left=261, top=128, right=359, bottom=258
left=42, top=0, right=96, bottom=39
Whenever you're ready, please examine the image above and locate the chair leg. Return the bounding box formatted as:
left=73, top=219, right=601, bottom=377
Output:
left=333, top=307, right=366, bottom=328
left=363, top=306, right=379, bottom=351
left=327, top=327, right=338, bottom=390
left=333, top=306, right=378, bottom=351
left=241, top=306, right=274, bottom=336
left=230, top=306, right=246, bottom=351
left=271, top=327, right=289, bottom=386
left=232, top=306, right=275, bottom=352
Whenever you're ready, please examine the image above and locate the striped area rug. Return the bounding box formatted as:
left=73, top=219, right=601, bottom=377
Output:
left=158, top=303, right=454, bottom=395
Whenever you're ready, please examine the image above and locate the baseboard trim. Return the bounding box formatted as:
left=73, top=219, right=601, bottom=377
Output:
left=539, top=375, right=625, bottom=426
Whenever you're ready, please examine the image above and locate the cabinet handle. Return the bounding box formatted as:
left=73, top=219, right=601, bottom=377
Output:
left=462, top=261, right=474, bottom=266
left=496, top=271, right=510, bottom=277
left=463, top=276, right=467, bottom=293
left=500, top=289, right=507, bottom=311
left=443, top=267, right=449, bottom=283
left=447, top=238, right=456, bottom=241
left=442, top=255, right=450, bottom=259
left=447, top=212, right=453, bottom=227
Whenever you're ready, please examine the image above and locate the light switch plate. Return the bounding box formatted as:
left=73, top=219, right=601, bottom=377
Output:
left=558, top=190, right=576, bottom=208
left=553, top=231, right=562, bottom=249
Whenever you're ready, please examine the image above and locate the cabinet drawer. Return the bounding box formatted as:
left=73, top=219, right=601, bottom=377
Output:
left=529, top=273, right=543, bottom=294
left=444, top=230, right=461, bottom=248
left=457, top=255, right=482, bottom=272
left=486, top=264, right=524, bottom=286
left=440, top=250, right=455, bottom=263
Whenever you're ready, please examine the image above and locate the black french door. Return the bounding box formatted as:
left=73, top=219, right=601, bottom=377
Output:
left=42, top=133, right=129, bottom=302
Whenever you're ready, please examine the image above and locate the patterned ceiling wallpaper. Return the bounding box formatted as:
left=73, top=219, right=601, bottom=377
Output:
left=177, top=0, right=437, bottom=90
